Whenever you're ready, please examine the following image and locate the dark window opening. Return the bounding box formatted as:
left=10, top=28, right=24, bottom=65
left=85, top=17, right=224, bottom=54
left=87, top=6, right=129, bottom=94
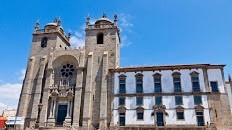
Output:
left=155, top=96, right=162, bottom=105
left=136, top=97, right=143, bottom=106
left=137, top=111, right=144, bottom=120
left=194, top=96, right=202, bottom=105
left=41, top=37, right=48, bottom=48
left=97, top=33, right=104, bottom=44
left=119, top=78, right=126, bottom=93
left=210, top=81, right=219, bottom=92
left=177, top=111, right=184, bottom=120
left=175, top=96, right=183, bottom=105
left=119, top=97, right=125, bottom=106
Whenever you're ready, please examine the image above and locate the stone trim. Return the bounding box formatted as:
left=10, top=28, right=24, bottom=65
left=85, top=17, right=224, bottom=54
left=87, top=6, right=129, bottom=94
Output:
left=109, top=64, right=225, bottom=73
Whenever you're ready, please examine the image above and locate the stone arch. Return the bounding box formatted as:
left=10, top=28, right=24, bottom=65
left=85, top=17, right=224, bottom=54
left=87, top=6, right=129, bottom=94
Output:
left=52, top=55, right=79, bottom=87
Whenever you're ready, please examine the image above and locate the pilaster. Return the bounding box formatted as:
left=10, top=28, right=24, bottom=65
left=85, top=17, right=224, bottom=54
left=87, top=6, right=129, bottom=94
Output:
left=82, top=52, right=93, bottom=130
left=17, top=57, right=35, bottom=117
left=72, top=67, right=84, bottom=127
left=99, top=51, right=108, bottom=130
left=30, top=56, right=48, bottom=120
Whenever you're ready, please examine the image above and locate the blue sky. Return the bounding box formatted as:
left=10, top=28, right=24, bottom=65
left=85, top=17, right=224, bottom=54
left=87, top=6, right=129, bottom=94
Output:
left=0, top=0, right=231, bottom=112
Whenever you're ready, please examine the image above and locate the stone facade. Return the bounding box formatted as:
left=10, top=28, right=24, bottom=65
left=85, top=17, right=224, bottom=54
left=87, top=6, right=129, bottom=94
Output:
left=16, top=15, right=232, bottom=130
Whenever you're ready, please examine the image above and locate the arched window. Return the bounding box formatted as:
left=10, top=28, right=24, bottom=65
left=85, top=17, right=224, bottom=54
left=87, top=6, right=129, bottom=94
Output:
left=41, top=37, right=48, bottom=48
left=97, top=33, right=104, bottom=44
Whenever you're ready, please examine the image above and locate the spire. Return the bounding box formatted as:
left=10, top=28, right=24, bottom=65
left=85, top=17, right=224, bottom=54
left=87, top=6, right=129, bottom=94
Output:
left=114, top=14, right=117, bottom=26
left=229, top=74, right=231, bottom=82
left=34, top=19, right=39, bottom=32
left=102, top=13, right=107, bottom=18
left=86, top=15, right=90, bottom=28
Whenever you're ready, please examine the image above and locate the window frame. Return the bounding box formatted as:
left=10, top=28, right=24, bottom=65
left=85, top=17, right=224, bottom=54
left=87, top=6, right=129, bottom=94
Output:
left=176, top=110, right=185, bottom=120
left=210, top=81, right=219, bottom=93
left=172, top=72, right=182, bottom=92
left=194, top=96, right=202, bottom=105
left=136, top=97, right=143, bottom=106
left=135, top=74, right=143, bottom=93
left=119, top=97, right=125, bottom=106
left=190, top=72, right=201, bottom=92
left=136, top=111, right=144, bottom=120
left=175, top=96, right=183, bottom=105
left=119, top=75, right=126, bottom=94
left=155, top=96, right=162, bottom=105
left=153, top=73, right=162, bottom=93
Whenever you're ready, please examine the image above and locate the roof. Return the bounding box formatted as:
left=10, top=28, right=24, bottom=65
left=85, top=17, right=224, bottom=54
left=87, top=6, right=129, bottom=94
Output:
left=109, top=64, right=225, bottom=72
left=0, top=117, right=7, bottom=121
left=95, top=17, right=112, bottom=24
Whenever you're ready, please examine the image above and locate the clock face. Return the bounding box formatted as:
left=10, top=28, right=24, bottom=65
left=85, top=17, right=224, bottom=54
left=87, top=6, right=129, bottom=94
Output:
left=41, top=37, right=48, bottom=48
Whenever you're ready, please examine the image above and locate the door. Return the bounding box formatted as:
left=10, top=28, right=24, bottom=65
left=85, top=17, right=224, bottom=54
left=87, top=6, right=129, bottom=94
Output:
left=196, top=111, right=204, bottom=126
left=156, top=112, right=164, bottom=126
left=56, top=105, right=67, bottom=125
left=119, top=113, right=125, bottom=126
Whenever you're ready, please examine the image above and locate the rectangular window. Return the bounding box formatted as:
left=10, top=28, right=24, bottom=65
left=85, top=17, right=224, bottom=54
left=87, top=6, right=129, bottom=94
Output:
left=210, top=81, right=219, bottom=92
left=173, top=73, right=182, bottom=92
left=119, top=113, right=125, bottom=126
left=119, top=97, right=125, bottom=106
left=136, top=97, right=143, bottom=106
left=175, top=96, right=183, bottom=105
left=154, top=74, right=162, bottom=92
left=137, top=111, right=144, bottom=120
left=155, top=96, right=162, bottom=105
left=119, top=78, right=126, bottom=93
left=176, top=111, right=184, bottom=120
left=194, top=96, right=202, bottom=105
left=136, top=78, right=143, bottom=93
left=192, top=77, right=200, bottom=92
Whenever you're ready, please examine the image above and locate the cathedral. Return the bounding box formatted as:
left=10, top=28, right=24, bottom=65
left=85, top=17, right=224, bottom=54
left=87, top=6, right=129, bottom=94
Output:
left=17, top=14, right=232, bottom=130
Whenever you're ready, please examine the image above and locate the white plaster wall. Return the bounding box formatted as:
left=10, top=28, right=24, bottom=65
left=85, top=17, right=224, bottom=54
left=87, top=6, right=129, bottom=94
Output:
left=113, top=95, right=210, bottom=125
left=114, top=69, right=205, bottom=94
left=207, top=69, right=225, bottom=93
left=113, top=69, right=213, bottom=126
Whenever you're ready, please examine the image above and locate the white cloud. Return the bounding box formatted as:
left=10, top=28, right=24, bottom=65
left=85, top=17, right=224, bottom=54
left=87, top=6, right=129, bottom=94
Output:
left=19, top=69, right=26, bottom=81
left=0, top=83, right=22, bottom=100
left=70, top=32, right=85, bottom=48
left=118, top=14, right=133, bottom=32
left=118, top=14, right=134, bottom=48
left=120, top=35, right=132, bottom=48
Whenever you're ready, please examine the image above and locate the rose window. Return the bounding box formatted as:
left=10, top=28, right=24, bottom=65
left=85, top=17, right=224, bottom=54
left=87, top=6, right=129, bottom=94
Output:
left=60, top=64, right=75, bottom=77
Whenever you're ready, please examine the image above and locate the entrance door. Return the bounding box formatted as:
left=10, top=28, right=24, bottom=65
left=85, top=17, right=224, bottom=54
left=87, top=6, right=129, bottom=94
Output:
left=56, top=105, right=67, bottom=125
left=156, top=112, right=164, bottom=126
left=119, top=113, right=125, bottom=126
left=196, top=111, right=204, bottom=126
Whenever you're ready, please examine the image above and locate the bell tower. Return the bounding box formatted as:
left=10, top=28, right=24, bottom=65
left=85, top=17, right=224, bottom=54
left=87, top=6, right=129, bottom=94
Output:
left=82, top=14, right=120, bottom=130
left=17, top=18, right=71, bottom=128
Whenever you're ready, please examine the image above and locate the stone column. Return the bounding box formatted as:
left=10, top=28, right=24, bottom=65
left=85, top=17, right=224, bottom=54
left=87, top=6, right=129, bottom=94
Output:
left=47, top=97, right=56, bottom=127
left=17, top=57, right=35, bottom=118
left=72, top=68, right=84, bottom=128
left=82, top=52, right=94, bottom=130
left=99, top=51, right=108, bottom=130
left=30, top=56, right=47, bottom=127
left=65, top=98, right=72, bottom=126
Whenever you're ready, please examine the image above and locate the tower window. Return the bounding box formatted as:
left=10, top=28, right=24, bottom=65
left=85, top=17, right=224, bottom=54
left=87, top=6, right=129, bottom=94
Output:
left=97, top=33, right=104, bottom=44
left=41, top=37, right=48, bottom=48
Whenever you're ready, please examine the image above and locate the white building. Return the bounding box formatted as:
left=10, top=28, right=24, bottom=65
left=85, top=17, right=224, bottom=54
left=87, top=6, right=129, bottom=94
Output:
left=111, top=64, right=229, bottom=129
